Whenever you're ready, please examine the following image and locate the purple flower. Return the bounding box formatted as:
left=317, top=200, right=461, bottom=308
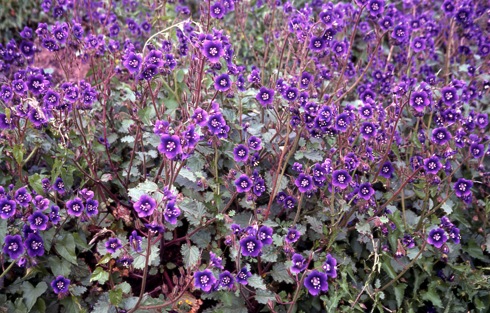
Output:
left=283, top=196, right=296, bottom=210
left=209, top=252, right=224, bottom=269
left=358, top=182, right=374, bottom=200
left=379, top=161, right=395, bottom=179
left=236, top=267, right=251, bottom=285
left=469, top=143, right=485, bottom=158
left=163, top=201, right=181, bottom=224
left=49, top=205, right=61, bottom=224
left=0, top=85, right=13, bottom=103
left=86, top=199, right=99, bottom=217
left=202, top=40, right=224, bottom=63
left=194, top=269, right=216, bottom=292
left=0, top=114, right=15, bottom=129
left=129, top=230, right=142, bottom=252
left=145, top=222, right=165, bottom=234
left=360, top=122, right=377, bottom=139
left=323, top=254, right=337, bottom=278
left=105, top=238, right=122, bottom=254
left=454, top=178, right=473, bottom=198
left=332, top=170, right=351, bottom=189
left=233, top=144, right=249, bottom=162
left=257, top=226, right=273, bottom=245
left=391, top=25, right=409, bottom=44
left=214, top=73, right=231, bottom=92
left=235, top=174, right=253, bottom=193
left=441, top=86, right=458, bottom=105
left=230, top=223, right=242, bottom=234
left=14, top=187, right=32, bottom=207
left=66, top=197, right=84, bottom=217
left=51, top=276, right=70, bottom=295
left=158, top=134, right=182, bottom=160
left=334, top=113, right=350, bottom=132
left=133, top=194, right=157, bottom=218
left=12, top=79, right=27, bottom=95
left=26, top=74, right=48, bottom=95
left=283, top=86, right=298, bottom=102
left=309, top=36, right=326, bottom=52
left=25, top=233, right=44, bottom=257
left=367, top=0, right=384, bottom=16
left=240, top=235, right=263, bottom=257
left=424, top=156, right=442, bottom=174
left=53, top=177, right=65, bottom=194
left=427, top=228, right=447, bottom=249
left=248, top=136, right=262, bottom=150
left=210, top=2, right=225, bottom=19
left=290, top=253, right=308, bottom=274
left=304, top=270, right=328, bottom=296
left=449, top=227, right=460, bottom=244
left=219, top=270, right=235, bottom=289
left=28, top=211, right=49, bottom=230
left=256, top=87, right=275, bottom=107
left=285, top=228, right=301, bottom=244
left=295, top=174, right=314, bottom=193
left=3, top=235, right=25, bottom=259
left=123, top=52, right=142, bottom=74
left=402, top=235, right=416, bottom=249
left=410, top=91, right=431, bottom=112
left=0, top=198, right=16, bottom=219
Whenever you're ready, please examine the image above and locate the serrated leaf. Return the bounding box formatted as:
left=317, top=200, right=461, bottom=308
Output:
left=109, top=289, right=123, bottom=306
left=55, top=233, right=78, bottom=265
left=28, top=174, right=45, bottom=195
left=255, top=289, right=276, bottom=304
left=132, top=239, right=160, bottom=270
left=271, top=263, right=294, bottom=284
left=21, top=282, right=47, bottom=312
left=247, top=274, right=266, bottom=290
left=394, top=283, right=407, bottom=308
left=181, top=244, right=200, bottom=268
left=90, top=267, right=109, bottom=285
left=180, top=200, right=207, bottom=226
left=97, top=253, right=113, bottom=265
left=421, top=282, right=443, bottom=308
left=50, top=256, right=72, bottom=277
left=441, top=199, right=454, bottom=215
left=70, top=286, right=87, bottom=297
left=305, top=215, right=323, bottom=233
left=120, top=135, right=135, bottom=143
left=0, top=219, right=7, bottom=247
left=92, top=294, right=116, bottom=313
left=127, top=180, right=159, bottom=201
left=117, top=282, right=131, bottom=294
left=60, top=296, right=84, bottom=313
left=13, top=144, right=24, bottom=165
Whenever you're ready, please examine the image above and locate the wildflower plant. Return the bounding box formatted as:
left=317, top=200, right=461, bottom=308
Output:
left=0, top=0, right=489, bottom=312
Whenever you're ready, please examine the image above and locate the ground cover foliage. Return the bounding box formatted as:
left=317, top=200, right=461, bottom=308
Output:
left=0, top=0, right=489, bottom=312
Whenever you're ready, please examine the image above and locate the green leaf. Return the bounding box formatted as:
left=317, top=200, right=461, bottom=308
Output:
left=247, top=274, right=266, bottom=290
left=92, top=293, right=115, bottom=313
left=13, top=144, right=24, bottom=165
left=55, top=233, right=78, bottom=265
left=90, top=267, right=109, bottom=285
left=180, top=199, right=207, bottom=226
left=441, top=199, right=454, bottom=215
left=116, top=282, right=131, bottom=294
left=127, top=180, right=159, bottom=201
left=271, top=263, right=294, bottom=284
left=0, top=219, right=7, bottom=246
left=421, top=281, right=443, bottom=308
left=109, top=289, right=123, bottom=306
left=97, top=253, right=113, bottom=265
left=132, top=239, right=160, bottom=270
left=50, top=256, right=72, bottom=277
left=255, top=289, right=276, bottom=305
left=70, top=286, right=87, bottom=297
left=60, top=296, right=84, bottom=313
left=21, top=282, right=47, bottom=312
left=181, top=244, right=200, bottom=268
left=28, top=174, right=45, bottom=195
left=394, top=283, right=407, bottom=308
